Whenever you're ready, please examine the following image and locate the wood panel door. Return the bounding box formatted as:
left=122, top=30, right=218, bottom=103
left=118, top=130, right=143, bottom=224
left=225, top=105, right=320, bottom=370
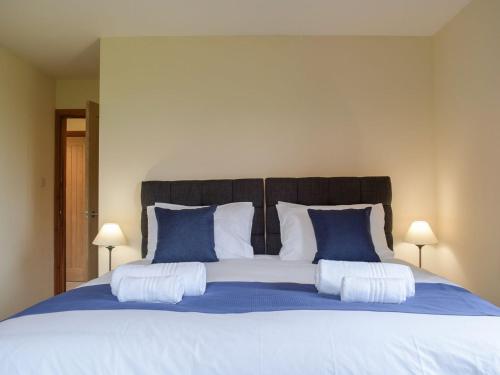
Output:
left=86, top=101, right=99, bottom=279
left=54, top=109, right=86, bottom=295
left=65, top=136, right=87, bottom=281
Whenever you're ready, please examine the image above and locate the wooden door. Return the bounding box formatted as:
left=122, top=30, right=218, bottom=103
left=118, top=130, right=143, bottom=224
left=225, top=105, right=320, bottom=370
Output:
left=86, top=101, right=99, bottom=279
left=65, top=136, right=87, bottom=282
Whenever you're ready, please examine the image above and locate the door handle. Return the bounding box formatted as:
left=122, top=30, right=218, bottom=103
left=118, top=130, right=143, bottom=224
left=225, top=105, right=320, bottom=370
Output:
left=84, top=210, right=98, bottom=218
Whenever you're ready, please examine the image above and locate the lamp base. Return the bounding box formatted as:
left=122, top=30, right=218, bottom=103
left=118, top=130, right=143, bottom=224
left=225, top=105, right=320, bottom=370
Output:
left=106, top=246, right=115, bottom=271
left=417, top=244, right=424, bottom=268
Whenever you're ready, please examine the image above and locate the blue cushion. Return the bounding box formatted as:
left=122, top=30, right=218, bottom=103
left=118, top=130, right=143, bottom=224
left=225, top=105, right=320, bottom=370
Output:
left=308, top=208, right=380, bottom=264
left=152, top=206, right=218, bottom=263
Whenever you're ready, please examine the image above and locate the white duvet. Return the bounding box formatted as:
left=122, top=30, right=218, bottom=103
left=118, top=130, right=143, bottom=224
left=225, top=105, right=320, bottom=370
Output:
left=0, top=256, right=499, bottom=375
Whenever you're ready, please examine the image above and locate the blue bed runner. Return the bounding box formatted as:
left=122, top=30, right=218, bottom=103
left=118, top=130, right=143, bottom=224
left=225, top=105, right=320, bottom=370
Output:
left=12, top=282, right=500, bottom=319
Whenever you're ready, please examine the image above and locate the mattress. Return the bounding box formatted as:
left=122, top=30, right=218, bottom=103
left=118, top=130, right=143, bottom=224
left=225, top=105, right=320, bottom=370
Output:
left=0, top=256, right=499, bottom=375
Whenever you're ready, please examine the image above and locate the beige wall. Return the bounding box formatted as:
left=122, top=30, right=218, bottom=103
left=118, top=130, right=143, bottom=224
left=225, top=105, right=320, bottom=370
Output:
left=0, top=47, right=55, bottom=319
left=433, top=0, right=500, bottom=304
left=56, top=79, right=99, bottom=109
left=99, top=36, right=435, bottom=274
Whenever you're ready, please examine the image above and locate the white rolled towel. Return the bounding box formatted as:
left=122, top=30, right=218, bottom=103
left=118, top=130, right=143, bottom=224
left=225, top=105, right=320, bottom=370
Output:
left=340, top=277, right=408, bottom=304
left=117, top=276, right=184, bottom=303
left=111, top=262, right=206, bottom=296
left=315, top=260, right=415, bottom=296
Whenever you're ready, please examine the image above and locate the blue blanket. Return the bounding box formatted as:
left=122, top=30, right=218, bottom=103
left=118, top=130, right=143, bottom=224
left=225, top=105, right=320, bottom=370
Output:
left=12, top=282, right=500, bottom=319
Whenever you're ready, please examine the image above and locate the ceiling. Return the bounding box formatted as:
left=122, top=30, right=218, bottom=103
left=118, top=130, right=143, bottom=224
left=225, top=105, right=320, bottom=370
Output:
left=0, top=0, right=470, bottom=79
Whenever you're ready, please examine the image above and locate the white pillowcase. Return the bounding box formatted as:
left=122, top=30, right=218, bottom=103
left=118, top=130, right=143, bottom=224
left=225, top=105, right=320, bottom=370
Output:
left=277, top=201, right=394, bottom=262
left=147, top=202, right=255, bottom=260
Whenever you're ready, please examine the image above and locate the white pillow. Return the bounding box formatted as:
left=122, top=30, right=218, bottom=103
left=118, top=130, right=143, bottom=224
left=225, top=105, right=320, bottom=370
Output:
left=147, top=202, right=255, bottom=260
left=276, top=202, right=394, bottom=262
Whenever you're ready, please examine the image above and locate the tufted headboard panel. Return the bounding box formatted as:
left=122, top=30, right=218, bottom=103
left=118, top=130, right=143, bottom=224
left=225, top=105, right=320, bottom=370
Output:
left=141, top=179, right=265, bottom=258
left=265, top=177, right=393, bottom=255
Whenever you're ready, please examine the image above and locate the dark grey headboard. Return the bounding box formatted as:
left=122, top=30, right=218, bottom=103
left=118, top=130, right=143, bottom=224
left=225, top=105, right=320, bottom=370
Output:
left=265, top=177, right=393, bottom=255
left=141, top=179, right=265, bottom=258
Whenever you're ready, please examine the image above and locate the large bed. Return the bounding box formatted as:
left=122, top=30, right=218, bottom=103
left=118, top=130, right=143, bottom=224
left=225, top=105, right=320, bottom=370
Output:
left=1, top=177, right=499, bottom=374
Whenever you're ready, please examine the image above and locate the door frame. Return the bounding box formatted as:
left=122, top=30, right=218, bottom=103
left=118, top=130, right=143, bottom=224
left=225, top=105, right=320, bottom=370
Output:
left=54, top=109, right=86, bottom=295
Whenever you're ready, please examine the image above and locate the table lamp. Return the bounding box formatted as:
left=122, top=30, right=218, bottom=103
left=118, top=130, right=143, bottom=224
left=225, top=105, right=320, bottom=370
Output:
left=405, top=220, right=438, bottom=268
left=92, top=223, right=127, bottom=271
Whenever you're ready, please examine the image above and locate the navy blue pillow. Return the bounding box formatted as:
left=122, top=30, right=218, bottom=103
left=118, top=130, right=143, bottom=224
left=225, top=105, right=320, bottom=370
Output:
left=308, top=208, right=380, bottom=264
left=152, top=206, right=218, bottom=263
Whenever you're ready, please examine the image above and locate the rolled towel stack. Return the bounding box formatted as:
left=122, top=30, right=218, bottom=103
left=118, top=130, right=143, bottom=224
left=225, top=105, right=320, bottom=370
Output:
left=315, top=260, right=415, bottom=302
left=340, top=277, right=408, bottom=304
left=111, top=262, right=206, bottom=303
left=117, top=276, right=184, bottom=304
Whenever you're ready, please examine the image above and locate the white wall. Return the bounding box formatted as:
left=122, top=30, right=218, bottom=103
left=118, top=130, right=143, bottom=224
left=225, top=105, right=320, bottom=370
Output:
left=0, top=47, right=55, bottom=319
left=433, top=0, right=500, bottom=304
left=56, top=79, right=99, bottom=109
left=99, top=36, right=435, bottom=274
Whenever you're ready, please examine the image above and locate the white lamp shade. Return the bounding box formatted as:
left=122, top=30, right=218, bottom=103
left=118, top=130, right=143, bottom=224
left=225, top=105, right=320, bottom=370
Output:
left=93, top=223, right=127, bottom=247
left=405, top=220, right=438, bottom=245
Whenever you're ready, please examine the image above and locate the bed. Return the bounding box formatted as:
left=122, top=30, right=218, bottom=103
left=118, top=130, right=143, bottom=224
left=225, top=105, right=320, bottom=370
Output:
left=1, top=177, right=499, bottom=375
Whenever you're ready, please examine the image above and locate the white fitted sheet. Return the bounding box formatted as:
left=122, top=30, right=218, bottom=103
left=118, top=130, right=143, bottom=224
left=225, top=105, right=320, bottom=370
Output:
left=84, top=255, right=451, bottom=287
